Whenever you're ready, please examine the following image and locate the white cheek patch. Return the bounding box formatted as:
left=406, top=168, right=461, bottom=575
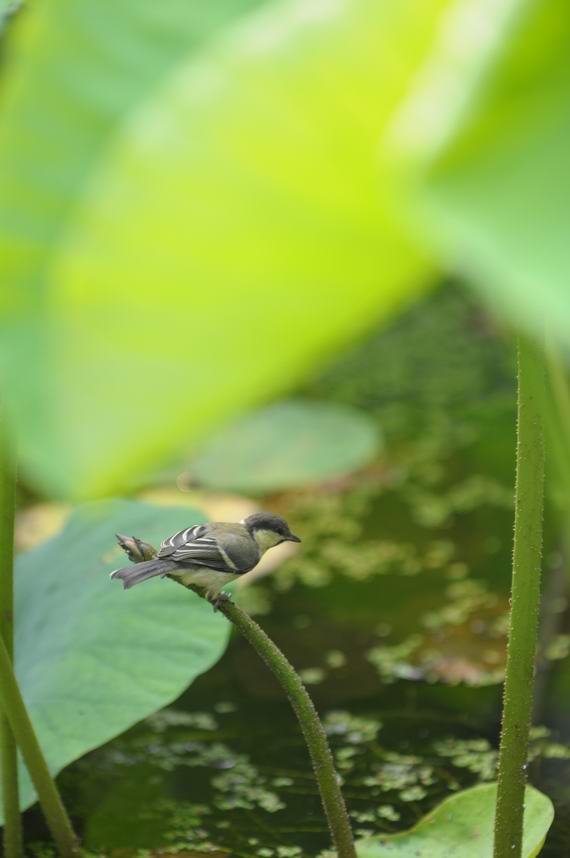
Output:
left=254, top=529, right=282, bottom=552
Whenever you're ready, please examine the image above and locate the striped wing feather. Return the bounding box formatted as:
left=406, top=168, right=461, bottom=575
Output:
left=158, top=525, right=242, bottom=574
left=158, top=524, right=257, bottom=574
left=159, top=524, right=206, bottom=555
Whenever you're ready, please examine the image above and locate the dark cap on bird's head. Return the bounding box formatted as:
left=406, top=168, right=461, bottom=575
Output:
left=242, top=512, right=301, bottom=543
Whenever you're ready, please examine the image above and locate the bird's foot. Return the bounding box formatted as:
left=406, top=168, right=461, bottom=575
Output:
left=207, top=591, right=232, bottom=612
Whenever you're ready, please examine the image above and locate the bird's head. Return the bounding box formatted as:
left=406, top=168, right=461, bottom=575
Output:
left=242, top=512, right=301, bottom=552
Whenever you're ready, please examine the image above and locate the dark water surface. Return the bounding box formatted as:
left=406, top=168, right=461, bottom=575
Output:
left=26, top=465, right=570, bottom=856
left=25, top=287, right=570, bottom=855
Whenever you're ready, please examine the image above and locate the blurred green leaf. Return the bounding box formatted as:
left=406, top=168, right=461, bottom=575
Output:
left=398, top=0, right=570, bottom=345
left=1, top=0, right=567, bottom=497
left=353, top=784, right=553, bottom=858
left=0, top=0, right=444, bottom=497
left=188, top=400, right=380, bottom=493
left=1, top=500, right=228, bottom=821
left=0, top=0, right=268, bottom=496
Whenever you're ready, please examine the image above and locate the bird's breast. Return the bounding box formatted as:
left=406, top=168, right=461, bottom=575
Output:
left=174, top=567, right=239, bottom=594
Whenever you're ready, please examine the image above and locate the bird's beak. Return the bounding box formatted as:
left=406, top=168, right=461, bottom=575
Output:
left=287, top=533, right=302, bottom=543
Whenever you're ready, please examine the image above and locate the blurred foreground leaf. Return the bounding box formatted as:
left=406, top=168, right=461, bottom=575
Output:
left=399, top=0, right=570, bottom=346
left=0, top=500, right=228, bottom=822
left=353, top=784, right=553, bottom=858
left=0, top=0, right=268, bottom=497
left=3, top=0, right=562, bottom=498
left=0, top=0, right=443, bottom=497
left=188, top=400, right=380, bottom=493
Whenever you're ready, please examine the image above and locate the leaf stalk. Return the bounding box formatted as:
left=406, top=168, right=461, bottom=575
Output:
left=0, top=637, right=80, bottom=857
left=218, top=598, right=357, bottom=858
left=493, top=337, right=545, bottom=858
left=0, top=419, right=22, bottom=857
left=120, top=535, right=356, bottom=856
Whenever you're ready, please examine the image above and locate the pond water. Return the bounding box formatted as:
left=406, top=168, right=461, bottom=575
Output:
left=24, top=287, right=570, bottom=856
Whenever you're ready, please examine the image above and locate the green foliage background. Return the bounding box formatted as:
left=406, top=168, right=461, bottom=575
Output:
left=0, top=1, right=568, bottom=853
left=1, top=0, right=566, bottom=498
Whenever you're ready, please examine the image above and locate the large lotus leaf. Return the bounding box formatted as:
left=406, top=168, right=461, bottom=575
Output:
left=0, top=500, right=228, bottom=822
left=0, top=0, right=267, bottom=497
left=353, top=784, right=553, bottom=858
left=397, top=0, right=570, bottom=346
left=188, top=400, right=380, bottom=493
left=0, top=0, right=449, bottom=498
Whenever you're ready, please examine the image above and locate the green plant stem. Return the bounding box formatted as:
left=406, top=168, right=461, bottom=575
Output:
left=493, top=337, right=545, bottom=858
left=544, top=345, right=570, bottom=526
left=545, top=344, right=570, bottom=435
left=122, top=537, right=356, bottom=853
left=217, top=598, right=357, bottom=858
left=0, top=420, right=22, bottom=857
left=0, top=637, right=79, bottom=857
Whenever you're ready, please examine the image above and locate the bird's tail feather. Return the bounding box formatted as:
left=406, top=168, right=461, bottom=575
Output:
left=110, top=558, right=174, bottom=590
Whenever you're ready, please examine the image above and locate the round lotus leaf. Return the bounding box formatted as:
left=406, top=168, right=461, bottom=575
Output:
left=0, top=499, right=229, bottom=822
left=188, top=400, right=380, bottom=493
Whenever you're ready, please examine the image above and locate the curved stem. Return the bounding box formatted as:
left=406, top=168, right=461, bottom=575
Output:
left=117, top=535, right=356, bottom=855
left=493, top=337, right=545, bottom=858
left=218, top=599, right=357, bottom=858
left=0, top=638, right=80, bottom=857
left=0, top=418, right=22, bottom=857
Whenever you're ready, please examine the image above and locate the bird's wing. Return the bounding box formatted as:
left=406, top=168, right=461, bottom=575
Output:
left=159, top=524, right=207, bottom=555
left=158, top=525, right=257, bottom=573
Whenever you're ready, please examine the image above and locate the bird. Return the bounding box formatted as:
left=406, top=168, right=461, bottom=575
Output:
left=110, top=511, right=301, bottom=608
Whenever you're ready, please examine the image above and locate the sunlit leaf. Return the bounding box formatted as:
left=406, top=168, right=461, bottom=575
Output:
left=0, top=0, right=268, bottom=496
left=14, top=501, right=69, bottom=551
left=0, top=500, right=228, bottom=821
left=188, top=400, right=379, bottom=493
left=0, top=0, right=446, bottom=498
left=396, top=0, right=570, bottom=346
left=353, top=784, right=553, bottom=858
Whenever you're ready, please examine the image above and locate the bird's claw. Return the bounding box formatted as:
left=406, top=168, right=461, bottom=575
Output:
left=207, top=591, right=232, bottom=612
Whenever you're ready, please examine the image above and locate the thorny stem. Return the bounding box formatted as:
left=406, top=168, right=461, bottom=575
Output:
left=493, top=337, right=545, bottom=858
left=119, top=538, right=356, bottom=857
left=0, top=417, right=22, bottom=856
left=217, top=598, right=357, bottom=858
left=0, top=416, right=78, bottom=857
left=0, top=637, right=80, bottom=857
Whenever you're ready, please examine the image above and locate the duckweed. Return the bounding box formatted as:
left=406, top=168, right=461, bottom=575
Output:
left=366, top=636, right=424, bottom=683
left=298, top=667, right=326, bottom=685
left=325, top=649, right=347, bottom=668
left=399, top=786, right=428, bottom=802
left=377, top=805, right=400, bottom=822
left=323, top=711, right=382, bottom=743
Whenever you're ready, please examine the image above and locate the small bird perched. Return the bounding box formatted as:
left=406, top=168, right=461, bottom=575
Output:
left=110, top=512, right=301, bottom=607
